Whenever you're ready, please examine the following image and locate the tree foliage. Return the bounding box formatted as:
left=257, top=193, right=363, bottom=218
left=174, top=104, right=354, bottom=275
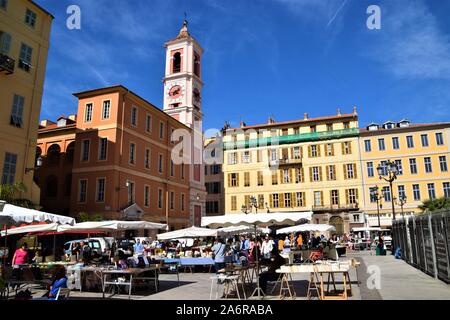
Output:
left=77, top=212, right=103, bottom=222
left=419, top=197, right=450, bottom=212
left=0, top=182, right=36, bottom=209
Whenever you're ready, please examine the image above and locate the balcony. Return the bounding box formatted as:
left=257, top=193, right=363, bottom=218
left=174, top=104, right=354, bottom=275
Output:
left=269, top=157, right=302, bottom=167
left=312, top=203, right=359, bottom=212
left=0, top=53, right=15, bottom=75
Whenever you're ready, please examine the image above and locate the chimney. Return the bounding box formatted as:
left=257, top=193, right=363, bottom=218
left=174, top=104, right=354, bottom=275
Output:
left=240, top=120, right=246, bottom=128
left=304, top=113, right=308, bottom=120
left=337, top=108, right=342, bottom=116
left=68, top=114, right=77, bottom=121
left=353, top=106, right=358, bottom=115
left=268, top=116, right=275, bottom=124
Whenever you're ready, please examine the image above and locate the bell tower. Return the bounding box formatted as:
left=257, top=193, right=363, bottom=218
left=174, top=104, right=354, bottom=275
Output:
left=163, top=20, right=206, bottom=227
left=163, top=19, right=203, bottom=128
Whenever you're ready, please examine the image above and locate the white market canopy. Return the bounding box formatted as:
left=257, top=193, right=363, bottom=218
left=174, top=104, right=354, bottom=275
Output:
left=215, top=225, right=270, bottom=236
left=58, top=220, right=167, bottom=233
left=352, top=227, right=381, bottom=232
left=1, top=223, right=59, bottom=237
left=0, top=203, right=75, bottom=227
left=157, top=226, right=217, bottom=240
left=202, top=211, right=313, bottom=229
left=276, top=224, right=336, bottom=234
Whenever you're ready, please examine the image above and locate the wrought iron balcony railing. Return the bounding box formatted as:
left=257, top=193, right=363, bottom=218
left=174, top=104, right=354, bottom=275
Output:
left=0, top=53, right=15, bottom=75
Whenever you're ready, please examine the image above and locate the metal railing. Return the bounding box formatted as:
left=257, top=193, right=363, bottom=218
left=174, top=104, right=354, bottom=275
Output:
left=392, top=210, right=450, bottom=284
left=0, top=53, right=15, bottom=74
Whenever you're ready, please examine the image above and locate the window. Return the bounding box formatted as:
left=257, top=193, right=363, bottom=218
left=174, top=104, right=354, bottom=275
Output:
left=424, top=157, right=432, bottom=173
left=181, top=193, right=185, bottom=211
left=229, top=173, right=239, bottom=187
left=327, top=165, right=336, bottom=180
left=314, top=191, right=323, bottom=206
left=81, top=140, right=90, bottom=162
left=342, top=142, right=352, bottom=155
left=158, top=189, right=163, bottom=208
left=170, top=191, right=175, bottom=210
left=436, top=132, right=444, bottom=146
left=379, top=160, right=388, bottom=176
left=406, top=136, right=414, bottom=148
left=129, top=143, right=136, bottom=164
left=331, top=190, right=339, bottom=205
left=244, top=172, right=250, bottom=187
left=270, top=149, right=278, bottom=161
left=382, top=186, right=391, bottom=202
left=284, top=193, right=291, bottom=208
left=0, top=32, right=12, bottom=55
left=231, top=196, right=237, bottom=211
left=145, top=149, right=150, bottom=169
left=172, top=52, right=181, bottom=73
left=170, top=160, right=174, bottom=176
left=271, top=171, right=278, bottom=185
left=145, top=114, right=152, bottom=132
left=345, top=163, right=357, bottom=179
left=421, top=134, right=429, bottom=147
left=144, top=186, right=150, bottom=207
left=282, top=169, right=290, bottom=183
left=158, top=154, right=163, bottom=173
left=294, top=128, right=299, bottom=135
left=84, top=103, right=93, bottom=122
left=309, top=145, right=319, bottom=157
left=258, top=195, right=264, bottom=209
left=343, top=122, right=350, bottom=129
left=310, top=125, right=316, bottom=133
left=326, top=123, right=333, bottom=131
left=392, top=137, right=400, bottom=150
left=181, top=163, right=185, bottom=179
left=78, top=180, right=87, bottom=203
left=272, top=194, right=279, bottom=208
left=395, top=160, right=403, bottom=175
left=293, top=146, right=301, bottom=159
left=296, top=192, right=305, bottom=207
left=295, top=167, right=304, bottom=183
left=367, top=162, right=374, bottom=177
left=242, top=151, right=251, bottom=163
left=427, top=183, right=436, bottom=200
left=325, top=144, right=334, bottom=156
left=159, top=122, right=164, bottom=139
left=378, top=138, right=385, bottom=151
left=101, top=100, right=110, bottom=119
left=96, top=178, right=105, bottom=202
left=413, top=184, right=421, bottom=201
left=25, top=9, right=37, bottom=27
left=194, top=52, right=200, bottom=77
left=131, top=107, right=138, bottom=126
left=443, top=183, right=450, bottom=198
left=398, top=185, right=406, bottom=200
left=18, top=43, right=32, bottom=71
left=228, top=152, right=237, bottom=164
left=409, top=158, right=418, bottom=174
left=257, top=171, right=264, bottom=186
left=2, top=152, right=17, bottom=184
left=311, top=166, right=321, bottom=182
left=353, top=215, right=360, bottom=223
left=256, top=149, right=263, bottom=162
left=0, top=0, right=7, bottom=9
left=364, top=140, right=371, bottom=152
left=98, top=138, right=107, bottom=160
left=127, top=181, right=135, bottom=204
left=440, top=156, right=448, bottom=172
left=10, top=95, right=25, bottom=127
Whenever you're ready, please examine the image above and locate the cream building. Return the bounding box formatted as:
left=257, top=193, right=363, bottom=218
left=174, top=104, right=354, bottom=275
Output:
left=0, top=0, right=53, bottom=204
left=222, top=109, right=364, bottom=235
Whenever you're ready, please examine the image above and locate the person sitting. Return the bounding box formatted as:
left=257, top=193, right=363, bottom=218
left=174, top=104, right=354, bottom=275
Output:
left=258, top=247, right=286, bottom=295
left=36, top=265, right=68, bottom=300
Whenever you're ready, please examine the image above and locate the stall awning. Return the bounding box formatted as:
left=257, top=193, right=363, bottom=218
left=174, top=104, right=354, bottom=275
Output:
left=0, top=203, right=75, bottom=227
left=276, top=224, right=335, bottom=234
left=157, top=226, right=217, bottom=240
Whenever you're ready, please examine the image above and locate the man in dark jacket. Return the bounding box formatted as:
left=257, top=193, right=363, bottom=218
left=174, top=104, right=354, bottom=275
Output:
left=258, top=247, right=286, bottom=294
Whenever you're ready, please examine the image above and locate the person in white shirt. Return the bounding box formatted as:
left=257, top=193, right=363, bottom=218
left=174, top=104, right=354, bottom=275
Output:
left=261, top=236, right=273, bottom=259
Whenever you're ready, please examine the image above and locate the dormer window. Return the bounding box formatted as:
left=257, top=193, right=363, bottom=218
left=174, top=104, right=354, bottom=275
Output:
left=367, top=123, right=379, bottom=131
left=57, top=118, right=67, bottom=127
left=398, top=119, right=410, bottom=128
left=383, top=121, right=395, bottom=129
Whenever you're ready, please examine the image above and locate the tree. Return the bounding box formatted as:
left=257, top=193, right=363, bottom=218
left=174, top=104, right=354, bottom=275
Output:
left=419, top=197, right=450, bottom=212
left=0, top=182, right=36, bottom=209
left=77, top=212, right=103, bottom=222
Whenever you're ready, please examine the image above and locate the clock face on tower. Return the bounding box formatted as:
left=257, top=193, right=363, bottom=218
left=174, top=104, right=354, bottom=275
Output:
left=169, top=85, right=182, bottom=99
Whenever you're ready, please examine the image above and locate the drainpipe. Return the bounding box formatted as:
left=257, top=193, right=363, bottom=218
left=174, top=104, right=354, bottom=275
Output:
left=117, top=90, right=128, bottom=217
left=165, top=118, right=170, bottom=230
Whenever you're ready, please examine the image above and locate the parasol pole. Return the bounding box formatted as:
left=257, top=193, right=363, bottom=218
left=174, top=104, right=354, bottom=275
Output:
left=250, top=223, right=265, bottom=299
left=53, top=233, right=56, bottom=262
left=2, top=226, right=7, bottom=266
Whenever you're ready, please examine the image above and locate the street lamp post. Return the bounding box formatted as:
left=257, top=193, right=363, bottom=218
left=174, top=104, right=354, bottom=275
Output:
left=370, top=186, right=383, bottom=227
left=25, top=156, right=43, bottom=173
left=397, top=195, right=407, bottom=218
left=377, top=161, right=398, bottom=221
left=242, top=196, right=258, bottom=214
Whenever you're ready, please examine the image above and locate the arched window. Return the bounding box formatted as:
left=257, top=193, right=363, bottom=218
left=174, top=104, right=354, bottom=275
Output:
left=65, top=141, right=75, bottom=163
left=194, top=53, right=200, bottom=77
left=329, top=216, right=344, bottom=235
left=64, top=174, right=72, bottom=196
left=46, top=175, right=58, bottom=197
left=172, top=52, right=181, bottom=73
left=47, top=144, right=61, bottom=165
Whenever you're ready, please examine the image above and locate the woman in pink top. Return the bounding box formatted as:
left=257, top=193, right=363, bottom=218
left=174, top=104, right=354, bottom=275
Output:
left=12, top=243, right=29, bottom=266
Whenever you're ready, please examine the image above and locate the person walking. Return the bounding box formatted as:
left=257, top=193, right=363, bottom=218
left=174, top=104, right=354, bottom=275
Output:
left=261, top=236, right=273, bottom=260
left=212, top=238, right=226, bottom=273
left=12, top=243, right=29, bottom=266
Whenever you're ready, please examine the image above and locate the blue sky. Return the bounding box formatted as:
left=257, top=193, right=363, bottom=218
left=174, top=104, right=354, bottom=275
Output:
left=36, top=0, right=450, bottom=133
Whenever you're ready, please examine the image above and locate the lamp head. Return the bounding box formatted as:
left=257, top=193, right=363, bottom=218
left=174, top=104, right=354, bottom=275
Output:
left=36, top=156, right=43, bottom=168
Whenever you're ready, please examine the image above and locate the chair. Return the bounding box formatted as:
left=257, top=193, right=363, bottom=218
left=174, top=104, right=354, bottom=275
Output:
left=55, top=288, right=71, bottom=300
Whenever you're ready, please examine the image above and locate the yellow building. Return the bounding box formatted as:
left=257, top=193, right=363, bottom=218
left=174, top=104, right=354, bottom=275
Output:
left=359, top=121, right=450, bottom=227
left=0, top=0, right=53, bottom=204
left=222, top=108, right=364, bottom=235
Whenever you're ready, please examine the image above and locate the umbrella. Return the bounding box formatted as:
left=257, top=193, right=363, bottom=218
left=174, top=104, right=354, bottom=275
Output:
left=202, top=211, right=312, bottom=299
left=276, top=224, right=336, bottom=234
left=157, top=226, right=216, bottom=240
left=1, top=223, right=59, bottom=237
left=57, top=220, right=167, bottom=233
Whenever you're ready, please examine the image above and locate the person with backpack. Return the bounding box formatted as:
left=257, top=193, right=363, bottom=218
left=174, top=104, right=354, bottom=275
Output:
left=212, top=238, right=226, bottom=273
